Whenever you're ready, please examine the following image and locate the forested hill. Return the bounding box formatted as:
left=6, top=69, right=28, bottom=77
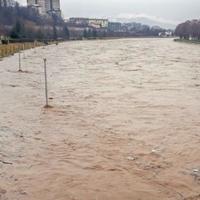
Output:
left=0, top=4, right=69, bottom=40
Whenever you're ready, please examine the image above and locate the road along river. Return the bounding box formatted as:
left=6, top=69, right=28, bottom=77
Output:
left=0, top=38, right=200, bottom=200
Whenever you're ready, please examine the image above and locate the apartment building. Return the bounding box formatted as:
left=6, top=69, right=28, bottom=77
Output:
left=27, top=0, right=46, bottom=15
left=27, top=0, right=61, bottom=16
left=45, top=0, right=60, bottom=15
left=69, top=18, right=109, bottom=29
left=0, top=0, right=16, bottom=7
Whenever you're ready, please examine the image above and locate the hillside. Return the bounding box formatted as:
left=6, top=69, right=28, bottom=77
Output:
left=0, top=4, right=69, bottom=40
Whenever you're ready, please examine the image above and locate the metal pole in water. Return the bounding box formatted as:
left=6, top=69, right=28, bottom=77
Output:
left=43, top=58, right=49, bottom=108
left=34, top=41, right=36, bottom=53
left=18, top=50, right=22, bottom=72
left=23, top=43, right=25, bottom=59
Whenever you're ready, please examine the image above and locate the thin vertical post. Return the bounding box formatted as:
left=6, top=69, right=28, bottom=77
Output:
left=43, top=58, right=49, bottom=108
left=18, top=50, right=22, bottom=72
left=34, top=41, right=36, bottom=53
left=23, top=43, right=25, bottom=59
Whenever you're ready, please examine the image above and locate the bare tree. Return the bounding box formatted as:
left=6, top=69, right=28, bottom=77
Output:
left=175, top=20, right=200, bottom=40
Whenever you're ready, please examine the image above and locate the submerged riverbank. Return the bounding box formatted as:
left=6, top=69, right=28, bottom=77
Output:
left=174, top=38, right=200, bottom=44
left=0, top=38, right=200, bottom=200
left=0, top=41, right=59, bottom=59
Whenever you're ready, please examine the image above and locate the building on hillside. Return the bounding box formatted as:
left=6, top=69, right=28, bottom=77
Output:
left=69, top=18, right=108, bottom=29
left=27, top=0, right=61, bottom=16
left=69, top=18, right=89, bottom=27
left=0, top=0, right=16, bottom=7
left=88, top=19, right=108, bottom=29
left=27, top=0, right=46, bottom=15
left=45, top=0, right=61, bottom=16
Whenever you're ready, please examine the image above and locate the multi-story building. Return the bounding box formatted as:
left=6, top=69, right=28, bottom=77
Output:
left=68, top=18, right=89, bottom=27
left=27, top=0, right=61, bottom=16
left=27, top=0, right=46, bottom=15
left=88, top=19, right=108, bottom=29
left=69, top=18, right=109, bottom=29
left=45, top=0, right=61, bottom=15
left=0, top=0, right=16, bottom=7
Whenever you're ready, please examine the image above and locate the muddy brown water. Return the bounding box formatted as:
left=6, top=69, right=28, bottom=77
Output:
left=0, top=38, right=200, bottom=200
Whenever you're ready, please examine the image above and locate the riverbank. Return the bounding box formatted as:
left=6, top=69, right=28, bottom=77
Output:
left=0, top=41, right=59, bottom=58
left=0, top=38, right=199, bottom=200
left=174, top=38, right=200, bottom=44
left=0, top=37, right=174, bottom=59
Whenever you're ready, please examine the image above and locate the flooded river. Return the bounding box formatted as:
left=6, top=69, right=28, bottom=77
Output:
left=0, top=38, right=200, bottom=200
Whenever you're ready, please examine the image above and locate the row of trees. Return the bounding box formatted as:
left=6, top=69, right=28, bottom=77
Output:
left=0, top=4, right=70, bottom=41
left=68, top=24, right=169, bottom=40
left=175, top=20, right=200, bottom=40
left=83, top=29, right=108, bottom=38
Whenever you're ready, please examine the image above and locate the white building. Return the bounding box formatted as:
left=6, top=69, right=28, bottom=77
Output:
left=88, top=19, right=108, bottom=29
left=69, top=18, right=109, bottom=29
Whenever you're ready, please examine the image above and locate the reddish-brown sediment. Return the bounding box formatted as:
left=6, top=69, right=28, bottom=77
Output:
left=0, top=38, right=200, bottom=200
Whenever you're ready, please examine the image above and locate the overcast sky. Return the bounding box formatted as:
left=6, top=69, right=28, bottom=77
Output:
left=17, top=0, right=200, bottom=25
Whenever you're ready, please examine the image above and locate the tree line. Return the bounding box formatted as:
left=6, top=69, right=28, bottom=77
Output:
left=0, top=3, right=172, bottom=42
left=175, top=20, right=200, bottom=40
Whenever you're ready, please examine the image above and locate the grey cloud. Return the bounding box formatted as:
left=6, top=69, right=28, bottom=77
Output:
left=17, top=0, right=200, bottom=23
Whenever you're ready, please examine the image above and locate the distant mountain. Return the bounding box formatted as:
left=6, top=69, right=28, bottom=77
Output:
left=113, top=16, right=177, bottom=30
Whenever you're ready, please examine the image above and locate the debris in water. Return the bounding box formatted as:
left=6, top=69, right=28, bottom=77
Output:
left=0, top=160, right=13, bottom=165
left=127, top=156, right=136, bottom=161
left=151, top=149, right=157, bottom=153
left=193, top=169, right=199, bottom=173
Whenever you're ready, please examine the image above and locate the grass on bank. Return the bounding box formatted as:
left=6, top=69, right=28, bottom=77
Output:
left=0, top=41, right=58, bottom=59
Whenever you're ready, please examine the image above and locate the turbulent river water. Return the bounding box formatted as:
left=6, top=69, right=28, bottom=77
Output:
left=0, top=38, right=200, bottom=200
